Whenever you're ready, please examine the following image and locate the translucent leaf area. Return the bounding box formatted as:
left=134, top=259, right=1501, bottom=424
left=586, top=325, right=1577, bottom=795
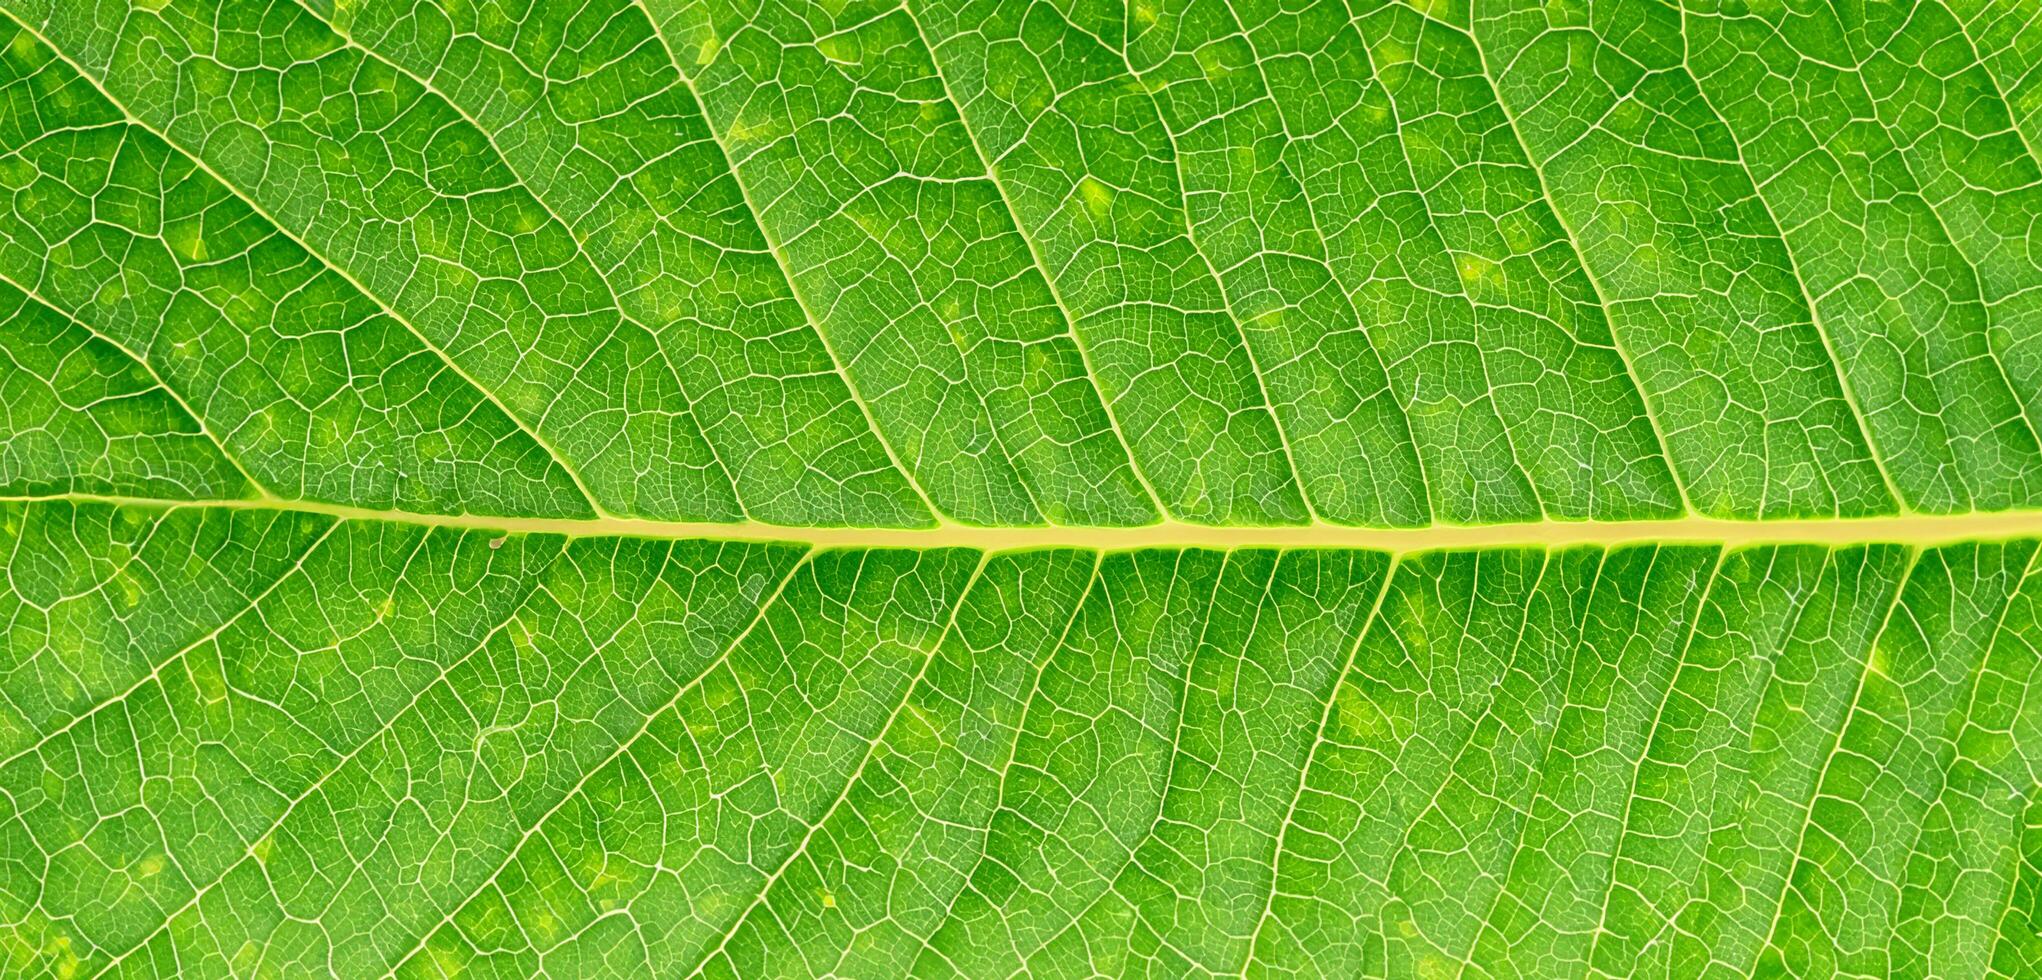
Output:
left=1, top=0, right=2041, bottom=976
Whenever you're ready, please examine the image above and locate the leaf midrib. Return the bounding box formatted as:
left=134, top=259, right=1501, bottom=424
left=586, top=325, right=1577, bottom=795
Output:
left=13, top=492, right=2042, bottom=551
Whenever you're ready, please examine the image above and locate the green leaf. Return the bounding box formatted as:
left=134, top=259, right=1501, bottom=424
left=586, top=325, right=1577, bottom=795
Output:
left=0, top=0, right=2040, bottom=976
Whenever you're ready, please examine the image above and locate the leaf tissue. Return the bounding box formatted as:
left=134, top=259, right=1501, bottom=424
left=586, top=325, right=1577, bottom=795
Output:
left=0, top=0, right=2039, bottom=976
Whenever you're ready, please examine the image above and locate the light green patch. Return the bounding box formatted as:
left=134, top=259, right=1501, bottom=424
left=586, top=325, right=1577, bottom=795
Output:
left=1077, top=175, right=1113, bottom=219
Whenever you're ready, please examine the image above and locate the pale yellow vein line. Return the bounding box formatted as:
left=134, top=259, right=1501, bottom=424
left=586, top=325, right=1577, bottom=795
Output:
left=1242, top=548, right=1402, bottom=975
left=1008, top=546, right=1233, bottom=969
left=290, top=0, right=749, bottom=516
left=1946, top=3, right=2042, bottom=178
left=1095, top=25, right=1345, bottom=524
left=0, top=517, right=340, bottom=773
left=913, top=548, right=1103, bottom=975
left=0, top=10, right=613, bottom=520
left=631, top=0, right=949, bottom=527
left=682, top=549, right=992, bottom=976
left=376, top=542, right=816, bottom=978
left=1582, top=544, right=1737, bottom=966
left=1747, top=545, right=1925, bottom=972
left=1822, top=4, right=2042, bottom=474
left=0, top=270, right=272, bottom=500
left=901, top=0, right=1171, bottom=522
left=1977, top=544, right=2042, bottom=967
left=1322, top=17, right=1545, bottom=519
left=87, top=530, right=571, bottom=979
left=1206, top=1, right=1453, bottom=524
left=11, top=493, right=2042, bottom=551
left=1451, top=10, right=1699, bottom=516
left=1672, top=12, right=1911, bottom=513
left=1459, top=545, right=1615, bottom=976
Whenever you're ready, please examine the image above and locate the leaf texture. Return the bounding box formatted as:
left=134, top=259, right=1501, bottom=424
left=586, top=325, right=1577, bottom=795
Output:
left=9, top=0, right=2042, bottom=525
left=2, top=0, right=2041, bottom=976
left=0, top=501, right=2039, bottom=977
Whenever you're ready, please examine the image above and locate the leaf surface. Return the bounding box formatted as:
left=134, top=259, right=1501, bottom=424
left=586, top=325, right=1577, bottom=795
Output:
left=1, top=0, right=2040, bottom=976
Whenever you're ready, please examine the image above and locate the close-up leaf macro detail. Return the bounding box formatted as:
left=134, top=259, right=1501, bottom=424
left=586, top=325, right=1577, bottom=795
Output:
left=1, top=0, right=2041, bottom=976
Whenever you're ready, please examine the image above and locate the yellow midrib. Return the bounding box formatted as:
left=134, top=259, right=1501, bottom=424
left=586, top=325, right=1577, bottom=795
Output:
left=14, top=493, right=2042, bottom=551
